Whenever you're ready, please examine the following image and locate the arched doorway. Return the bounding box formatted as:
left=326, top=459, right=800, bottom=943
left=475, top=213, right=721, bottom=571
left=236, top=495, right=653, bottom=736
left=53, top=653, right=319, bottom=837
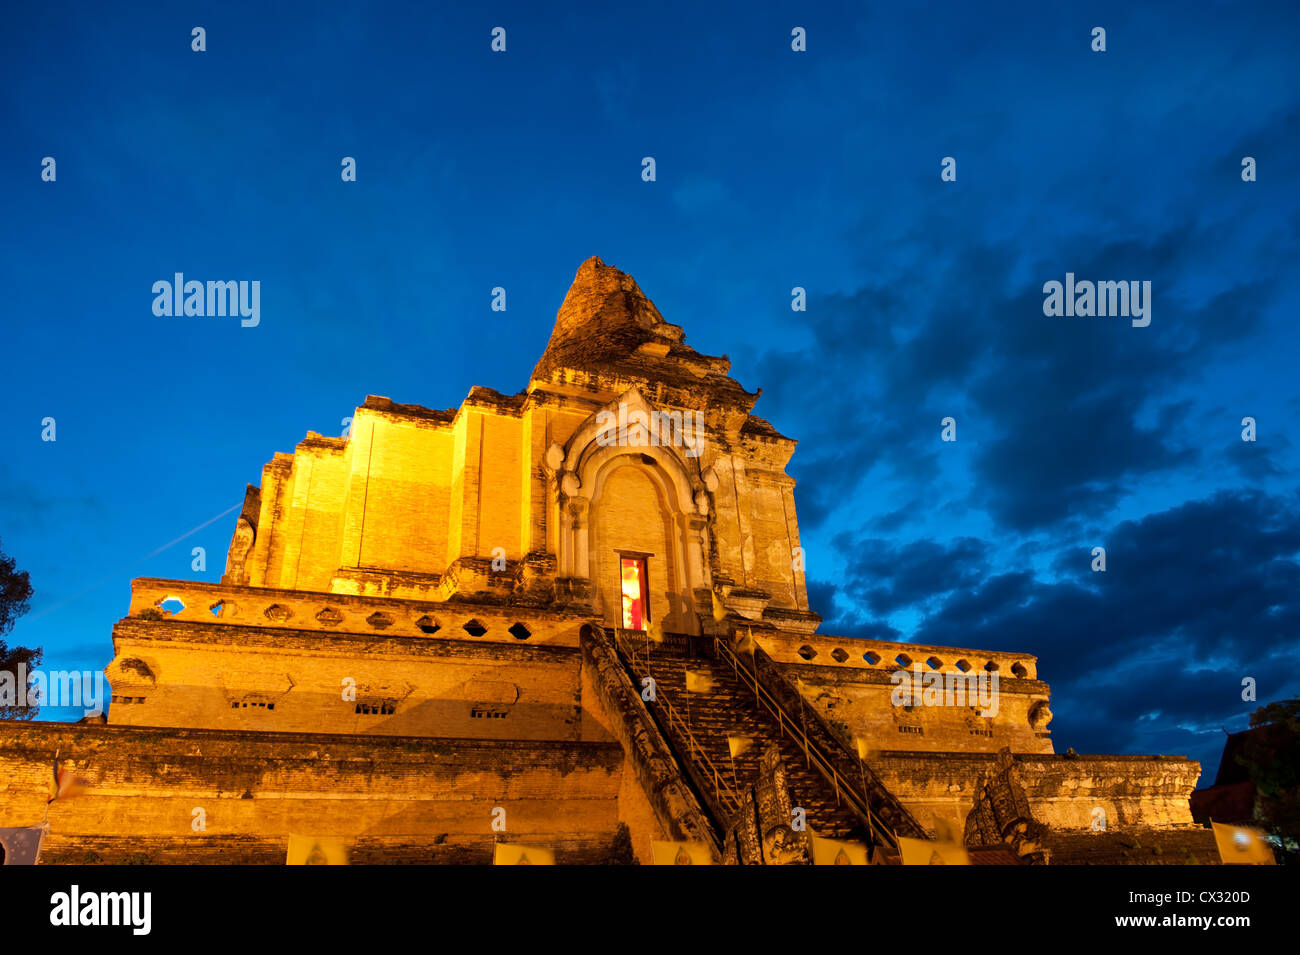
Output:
left=549, top=390, right=713, bottom=635
left=591, top=457, right=683, bottom=631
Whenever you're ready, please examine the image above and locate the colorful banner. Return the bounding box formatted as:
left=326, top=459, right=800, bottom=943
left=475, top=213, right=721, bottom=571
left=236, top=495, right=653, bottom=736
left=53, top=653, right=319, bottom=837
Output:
left=811, top=835, right=870, bottom=865
left=493, top=843, right=556, bottom=865
left=286, top=836, right=350, bottom=865
left=1211, top=823, right=1275, bottom=865
left=898, top=836, right=971, bottom=865
left=650, top=841, right=713, bottom=865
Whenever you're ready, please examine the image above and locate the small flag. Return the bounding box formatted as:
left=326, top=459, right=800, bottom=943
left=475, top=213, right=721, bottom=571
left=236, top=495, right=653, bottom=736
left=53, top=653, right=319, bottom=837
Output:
left=286, top=835, right=350, bottom=865
left=493, top=843, right=556, bottom=865
left=812, top=835, right=869, bottom=865
left=932, top=816, right=965, bottom=844
left=727, top=736, right=752, bottom=759
left=48, top=757, right=86, bottom=804
left=646, top=618, right=665, bottom=644
left=854, top=737, right=870, bottom=761
left=898, top=836, right=970, bottom=865
left=711, top=591, right=727, bottom=622
left=0, top=827, right=45, bottom=865
left=1211, top=823, right=1275, bottom=865
left=734, top=629, right=755, bottom=653
left=651, top=840, right=713, bottom=865
left=685, top=669, right=713, bottom=694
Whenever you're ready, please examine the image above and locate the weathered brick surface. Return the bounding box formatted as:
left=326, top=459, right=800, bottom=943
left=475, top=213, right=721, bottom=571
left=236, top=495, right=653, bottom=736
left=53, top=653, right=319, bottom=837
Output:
left=871, top=750, right=1204, bottom=835
left=0, top=722, right=623, bottom=864
left=578, top=624, right=722, bottom=862
left=759, top=631, right=1053, bottom=755
left=108, top=609, right=584, bottom=740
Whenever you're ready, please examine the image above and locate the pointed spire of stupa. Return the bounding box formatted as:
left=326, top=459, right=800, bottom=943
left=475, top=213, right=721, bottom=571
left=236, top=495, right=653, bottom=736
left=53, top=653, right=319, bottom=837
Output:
left=531, top=257, right=686, bottom=380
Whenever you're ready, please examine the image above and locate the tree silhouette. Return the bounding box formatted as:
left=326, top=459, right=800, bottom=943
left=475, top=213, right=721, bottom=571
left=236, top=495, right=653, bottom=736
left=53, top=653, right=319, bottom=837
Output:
left=0, top=538, right=39, bottom=720
left=1237, top=699, right=1300, bottom=861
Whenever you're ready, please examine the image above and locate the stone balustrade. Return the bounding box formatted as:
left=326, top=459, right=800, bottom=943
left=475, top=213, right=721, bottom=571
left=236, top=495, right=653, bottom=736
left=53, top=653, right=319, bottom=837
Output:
left=127, top=577, right=581, bottom=648
left=756, top=630, right=1039, bottom=681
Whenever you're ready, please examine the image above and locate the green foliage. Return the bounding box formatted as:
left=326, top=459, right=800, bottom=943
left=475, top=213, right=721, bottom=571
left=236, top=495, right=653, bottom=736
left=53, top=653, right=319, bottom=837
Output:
left=0, top=639, right=42, bottom=720
left=0, top=540, right=33, bottom=634
left=1237, top=699, right=1300, bottom=850
left=0, top=538, right=40, bottom=720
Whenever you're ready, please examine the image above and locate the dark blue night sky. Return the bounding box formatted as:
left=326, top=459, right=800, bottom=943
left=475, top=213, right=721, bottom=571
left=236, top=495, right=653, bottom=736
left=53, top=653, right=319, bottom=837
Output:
left=2, top=1, right=1297, bottom=778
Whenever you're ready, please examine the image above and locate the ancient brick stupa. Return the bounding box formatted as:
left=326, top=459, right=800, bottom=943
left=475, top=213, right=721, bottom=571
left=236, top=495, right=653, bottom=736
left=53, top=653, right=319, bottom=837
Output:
left=0, top=257, right=1219, bottom=864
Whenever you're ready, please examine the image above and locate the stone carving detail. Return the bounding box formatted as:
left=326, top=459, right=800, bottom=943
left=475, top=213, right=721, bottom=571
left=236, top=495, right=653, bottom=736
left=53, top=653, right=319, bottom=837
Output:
left=315, top=607, right=343, bottom=627
left=544, top=442, right=565, bottom=472
left=729, top=744, right=812, bottom=865
left=964, top=747, right=1050, bottom=864
left=263, top=604, right=292, bottom=623
left=221, top=484, right=261, bottom=586
left=759, top=748, right=806, bottom=867
left=1029, top=700, right=1053, bottom=730
left=225, top=519, right=255, bottom=584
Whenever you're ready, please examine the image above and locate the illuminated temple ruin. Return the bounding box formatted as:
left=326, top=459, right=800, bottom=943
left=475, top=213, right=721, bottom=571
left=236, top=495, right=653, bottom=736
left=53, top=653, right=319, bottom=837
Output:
left=0, top=257, right=1220, bottom=864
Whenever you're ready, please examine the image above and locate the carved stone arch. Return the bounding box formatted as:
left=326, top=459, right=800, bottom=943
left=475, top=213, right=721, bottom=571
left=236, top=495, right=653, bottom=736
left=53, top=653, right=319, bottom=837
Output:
left=585, top=449, right=707, bottom=633
left=553, top=393, right=713, bottom=633
left=560, top=387, right=707, bottom=497
left=580, top=440, right=699, bottom=516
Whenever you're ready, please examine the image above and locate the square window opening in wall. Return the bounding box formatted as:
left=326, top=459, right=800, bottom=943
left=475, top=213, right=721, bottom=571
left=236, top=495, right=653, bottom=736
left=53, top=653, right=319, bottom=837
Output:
left=355, top=699, right=397, bottom=716
left=233, top=699, right=275, bottom=710
left=618, top=554, right=650, bottom=630
left=471, top=707, right=510, bottom=719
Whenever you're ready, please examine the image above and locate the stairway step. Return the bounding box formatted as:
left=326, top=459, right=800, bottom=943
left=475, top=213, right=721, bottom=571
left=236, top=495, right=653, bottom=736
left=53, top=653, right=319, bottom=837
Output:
left=622, top=647, right=882, bottom=843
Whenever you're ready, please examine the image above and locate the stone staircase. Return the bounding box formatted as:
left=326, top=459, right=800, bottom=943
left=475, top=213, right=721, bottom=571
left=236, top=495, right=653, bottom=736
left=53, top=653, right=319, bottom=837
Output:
left=612, top=631, right=871, bottom=844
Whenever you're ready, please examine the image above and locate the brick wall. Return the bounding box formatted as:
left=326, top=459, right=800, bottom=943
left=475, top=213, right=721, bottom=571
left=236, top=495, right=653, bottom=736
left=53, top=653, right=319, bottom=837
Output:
left=108, top=615, right=585, bottom=741
left=871, top=750, right=1204, bottom=834
left=0, top=722, right=625, bottom=864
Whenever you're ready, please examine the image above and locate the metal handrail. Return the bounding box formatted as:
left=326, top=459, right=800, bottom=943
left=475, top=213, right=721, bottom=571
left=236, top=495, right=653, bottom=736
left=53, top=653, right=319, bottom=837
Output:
left=613, top=626, right=901, bottom=852
left=712, top=633, right=900, bottom=851
left=612, top=630, right=744, bottom=821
